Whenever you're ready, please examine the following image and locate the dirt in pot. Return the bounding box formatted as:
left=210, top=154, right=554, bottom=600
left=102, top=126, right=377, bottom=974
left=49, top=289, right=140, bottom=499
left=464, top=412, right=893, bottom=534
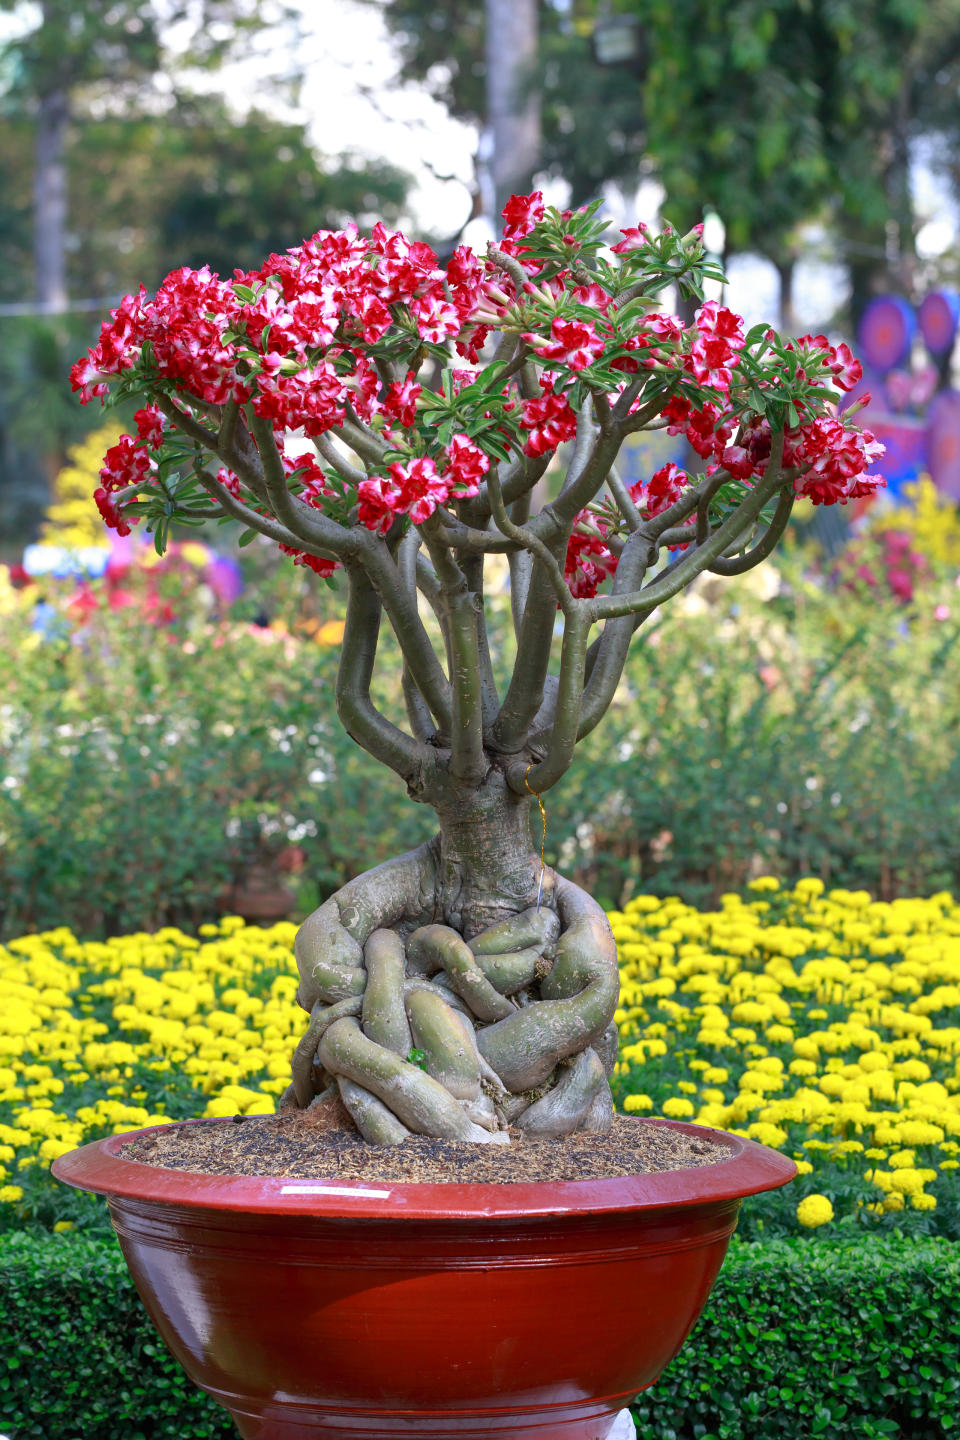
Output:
left=120, top=1102, right=732, bottom=1183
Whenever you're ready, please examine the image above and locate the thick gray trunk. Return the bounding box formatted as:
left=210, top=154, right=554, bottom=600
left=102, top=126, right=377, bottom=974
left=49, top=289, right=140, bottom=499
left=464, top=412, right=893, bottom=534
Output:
left=34, top=87, right=69, bottom=313
left=484, top=0, right=541, bottom=219
left=427, top=767, right=548, bottom=938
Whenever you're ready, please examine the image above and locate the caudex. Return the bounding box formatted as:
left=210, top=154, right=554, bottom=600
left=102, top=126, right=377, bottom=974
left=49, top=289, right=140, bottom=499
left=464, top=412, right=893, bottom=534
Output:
left=73, top=192, right=883, bottom=1143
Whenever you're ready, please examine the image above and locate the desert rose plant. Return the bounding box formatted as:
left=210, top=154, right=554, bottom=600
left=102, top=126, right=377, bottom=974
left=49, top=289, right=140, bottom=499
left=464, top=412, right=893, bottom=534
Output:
left=71, top=194, right=884, bottom=1145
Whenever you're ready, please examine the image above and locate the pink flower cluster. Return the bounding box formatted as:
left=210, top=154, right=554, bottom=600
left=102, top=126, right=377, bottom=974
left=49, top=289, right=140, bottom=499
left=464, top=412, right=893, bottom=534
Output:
left=685, top=301, right=745, bottom=392
left=71, top=191, right=884, bottom=583
left=562, top=463, right=695, bottom=598
left=93, top=406, right=165, bottom=534
left=70, top=222, right=509, bottom=435
left=520, top=377, right=579, bottom=457
left=664, top=395, right=886, bottom=506
left=357, top=435, right=489, bottom=533
left=525, top=317, right=606, bottom=372
left=565, top=514, right=619, bottom=599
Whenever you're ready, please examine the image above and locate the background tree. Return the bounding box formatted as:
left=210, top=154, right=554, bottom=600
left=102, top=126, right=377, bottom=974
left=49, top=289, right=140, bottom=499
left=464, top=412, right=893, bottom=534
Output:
left=0, top=0, right=301, bottom=310
left=0, top=2, right=410, bottom=547
left=375, top=0, right=960, bottom=327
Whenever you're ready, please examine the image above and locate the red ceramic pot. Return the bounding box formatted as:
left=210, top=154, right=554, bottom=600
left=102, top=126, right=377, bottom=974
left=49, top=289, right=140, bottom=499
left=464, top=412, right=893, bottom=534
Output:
left=54, top=1118, right=795, bottom=1440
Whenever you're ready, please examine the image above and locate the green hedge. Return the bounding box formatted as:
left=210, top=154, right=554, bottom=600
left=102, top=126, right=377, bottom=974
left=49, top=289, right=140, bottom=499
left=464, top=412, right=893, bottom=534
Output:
left=0, top=1233, right=234, bottom=1440
left=632, top=1236, right=960, bottom=1440
left=1, top=1232, right=957, bottom=1439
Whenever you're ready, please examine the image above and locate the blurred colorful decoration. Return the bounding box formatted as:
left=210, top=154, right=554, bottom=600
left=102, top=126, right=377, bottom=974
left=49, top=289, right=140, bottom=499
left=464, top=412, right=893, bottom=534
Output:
left=858, top=295, right=916, bottom=373
left=841, top=292, right=960, bottom=500
left=206, top=554, right=245, bottom=606
left=859, top=417, right=928, bottom=497
left=918, top=290, right=960, bottom=356
left=22, top=542, right=110, bottom=579
left=926, top=391, right=960, bottom=500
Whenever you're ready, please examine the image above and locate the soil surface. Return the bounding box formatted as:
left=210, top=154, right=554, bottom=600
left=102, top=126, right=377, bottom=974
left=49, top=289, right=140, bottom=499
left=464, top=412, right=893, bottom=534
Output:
left=120, top=1100, right=732, bottom=1183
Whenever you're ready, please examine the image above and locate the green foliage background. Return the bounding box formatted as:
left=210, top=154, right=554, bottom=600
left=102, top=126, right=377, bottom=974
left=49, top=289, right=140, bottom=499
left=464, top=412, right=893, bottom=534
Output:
left=3, top=552, right=959, bottom=940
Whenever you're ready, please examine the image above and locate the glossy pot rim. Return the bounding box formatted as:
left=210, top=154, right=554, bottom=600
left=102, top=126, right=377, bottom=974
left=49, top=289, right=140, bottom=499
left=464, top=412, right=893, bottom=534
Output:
left=53, top=1116, right=796, bottom=1220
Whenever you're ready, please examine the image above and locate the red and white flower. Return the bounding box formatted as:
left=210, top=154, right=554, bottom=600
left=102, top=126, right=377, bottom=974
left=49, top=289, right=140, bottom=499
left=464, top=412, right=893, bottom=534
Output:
left=520, top=388, right=579, bottom=457
left=500, top=191, right=545, bottom=240
left=525, top=317, right=605, bottom=372
left=610, top=225, right=649, bottom=255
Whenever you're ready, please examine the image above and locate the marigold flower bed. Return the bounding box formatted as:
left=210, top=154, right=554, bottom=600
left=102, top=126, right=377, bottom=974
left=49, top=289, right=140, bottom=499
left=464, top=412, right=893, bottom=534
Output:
left=1, top=880, right=958, bottom=1236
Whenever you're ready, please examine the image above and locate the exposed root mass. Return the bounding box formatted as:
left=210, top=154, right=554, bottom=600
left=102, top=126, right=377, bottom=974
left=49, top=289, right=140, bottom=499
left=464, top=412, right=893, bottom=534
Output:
left=287, top=844, right=619, bottom=1142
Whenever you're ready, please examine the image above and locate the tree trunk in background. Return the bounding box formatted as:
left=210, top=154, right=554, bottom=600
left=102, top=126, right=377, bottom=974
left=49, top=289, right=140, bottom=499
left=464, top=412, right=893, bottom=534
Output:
left=484, top=0, right=541, bottom=222
left=847, top=246, right=888, bottom=335
left=34, top=86, right=69, bottom=313
left=775, top=257, right=797, bottom=335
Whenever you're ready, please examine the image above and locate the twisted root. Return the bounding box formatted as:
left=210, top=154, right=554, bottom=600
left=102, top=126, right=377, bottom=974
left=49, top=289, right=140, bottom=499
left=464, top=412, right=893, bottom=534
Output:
left=288, top=844, right=619, bottom=1142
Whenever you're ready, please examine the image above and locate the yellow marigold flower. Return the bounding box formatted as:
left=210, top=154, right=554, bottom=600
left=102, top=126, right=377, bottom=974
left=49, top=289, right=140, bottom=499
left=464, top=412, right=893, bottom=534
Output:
left=794, top=1160, right=814, bottom=1174
left=0, top=1185, right=24, bottom=1202
left=910, top=1193, right=937, bottom=1210
left=747, top=1122, right=787, bottom=1148
left=883, top=1192, right=905, bottom=1212
left=622, top=1095, right=653, bottom=1113
left=677, top=1081, right=698, bottom=1094
left=888, top=1168, right=925, bottom=1195
left=796, top=1194, right=834, bottom=1227
left=794, top=878, right=824, bottom=896
left=661, top=1097, right=695, bottom=1119
left=897, top=1121, right=945, bottom=1146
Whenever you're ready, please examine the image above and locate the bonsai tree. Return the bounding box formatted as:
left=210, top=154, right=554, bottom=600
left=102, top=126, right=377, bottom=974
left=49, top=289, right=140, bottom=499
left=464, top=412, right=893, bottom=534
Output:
left=71, top=195, right=883, bottom=1145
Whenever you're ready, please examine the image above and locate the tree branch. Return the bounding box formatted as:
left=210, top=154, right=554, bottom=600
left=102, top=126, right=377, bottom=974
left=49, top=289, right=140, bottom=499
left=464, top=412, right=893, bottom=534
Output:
left=506, top=613, right=590, bottom=796
left=606, top=462, right=643, bottom=531
left=487, top=463, right=575, bottom=615
left=246, top=407, right=355, bottom=554
left=421, top=523, right=487, bottom=786
left=357, top=532, right=453, bottom=734
left=468, top=449, right=552, bottom=520
left=461, top=551, right=501, bottom=729
left=575, top=528, right=657, bottom=740
left=188, top=467, right=329, bottom=556
left=157, top=394, right=357, bottom=559
left=708, top=484, right=796, bottom=575
left=313, top=431, right=368, bottom=486
left=336, top=565, right=433, bottom=785
left=590, top=431, right=787, bottom=620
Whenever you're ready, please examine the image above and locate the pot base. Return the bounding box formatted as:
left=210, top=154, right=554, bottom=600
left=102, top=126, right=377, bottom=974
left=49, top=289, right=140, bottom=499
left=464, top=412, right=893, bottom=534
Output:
left=227, top=1396, right=637, bottom=1439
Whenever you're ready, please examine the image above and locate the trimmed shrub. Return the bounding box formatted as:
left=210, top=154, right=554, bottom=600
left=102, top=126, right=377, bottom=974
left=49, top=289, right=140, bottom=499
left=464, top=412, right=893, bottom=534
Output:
left=0, top=1232, right=233, bottom=1439
left=632, top=1236, right=960, bottom=1439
